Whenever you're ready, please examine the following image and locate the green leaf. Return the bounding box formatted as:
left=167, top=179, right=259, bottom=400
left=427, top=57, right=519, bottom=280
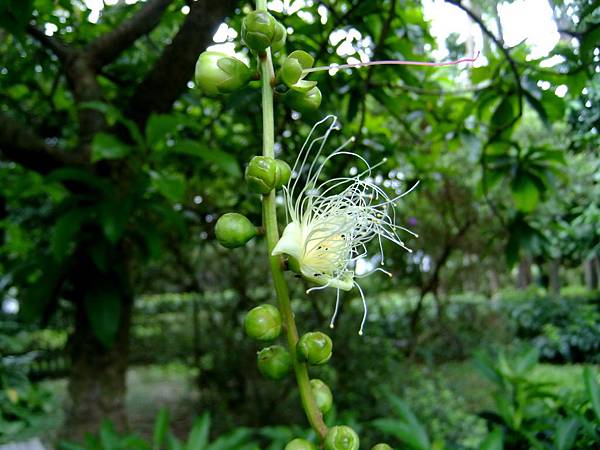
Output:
left=0, top=0, right=34, bottom=36
left=99, top=197, right=133, bottom=243
left=151, top=171, right=186, bottom=203
left=82, top=101, right=144, bottom=147
left=51, top=208, right=92, bottom=261
left=146, top=114, right=181, bottom=149
left=186, top=413, right=210, bottom=450
left=480, top=428, right=503, bottom=450
left=46, top=167, right=112, bottom=194
left=523, top=89, right=549, bottom=128
left=511, top=173, right=540, bottom=212
left=167, top=433, right=184, bottom=450
left=153, top=408, right=170, bottom=450
left=583, top=367, right=600, bottom=422
left=83, top=280, right=122, bottom=348
left=513, top=347, right=539, bottom=376
left=491, top=96, right=517, bottom=130
left=171, top=140, right=241, bottom=177
left=91, top=133, right=131, bottom=163
left=554, top=418, right=579, bottom=450
left=372, top=418, right=430, bottom=450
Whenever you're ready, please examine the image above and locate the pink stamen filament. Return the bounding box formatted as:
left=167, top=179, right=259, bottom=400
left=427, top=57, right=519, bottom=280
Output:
left=303, top=53, right=480, bottom=74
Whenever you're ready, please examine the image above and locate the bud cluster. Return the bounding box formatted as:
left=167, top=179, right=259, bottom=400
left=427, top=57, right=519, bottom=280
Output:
left=193, top=7, right=321, bottom=112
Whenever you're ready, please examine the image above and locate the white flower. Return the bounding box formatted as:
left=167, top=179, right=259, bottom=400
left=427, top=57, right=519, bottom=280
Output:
left=272, top=115, right=418, bottom=334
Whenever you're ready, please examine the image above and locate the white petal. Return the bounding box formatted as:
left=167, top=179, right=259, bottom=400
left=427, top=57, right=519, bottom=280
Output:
left=271, top=221, right=303, bottom=260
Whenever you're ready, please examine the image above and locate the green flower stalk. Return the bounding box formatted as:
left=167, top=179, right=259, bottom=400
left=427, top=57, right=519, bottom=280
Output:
left=254, top=0, right=328, bottom=439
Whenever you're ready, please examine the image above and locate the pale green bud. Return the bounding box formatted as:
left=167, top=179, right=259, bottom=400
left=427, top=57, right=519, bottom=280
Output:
left=214, top=213, right=257, bottom=248
left=310, top=379, right=333, bottom=413
left=285, top=87, right=322, bottom=114
left=244, top=304, right=282, bottom=341
left=257, top=345, right=292, bottom=380
left=274, top=159, right=291, bottom=188
left=271, top=21, right=287, bottom=53
left=194, top=51, right=252, bottom=95
left=245, top=156, right=277, bottom=194
left=241, top=11, right=276, bottom=52
left=324, top=426, right=360, bottom=450
left=285, top=439, right=317, bottom=450
left=281, top=50, right=317, bottom=92
left=297, top=331, right=332, bottom=365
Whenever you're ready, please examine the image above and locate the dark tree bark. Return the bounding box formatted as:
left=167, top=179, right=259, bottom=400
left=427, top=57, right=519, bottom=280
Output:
left=517, top=256, right=533, bottom=289
left=2, top=0, right=238, bottom=438
left=548, top=258, right=561, bottom=296
left=64, top=273, right=133, bottom=438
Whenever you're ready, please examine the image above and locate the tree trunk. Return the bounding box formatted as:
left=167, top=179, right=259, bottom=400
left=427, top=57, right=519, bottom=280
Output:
left=548, top=258, right=560, bottom=296
left=517, top=256, right=533, bottom=289
left=584, top=257, right=599, bottom=290
left=63, top=253, right=134, bottom=440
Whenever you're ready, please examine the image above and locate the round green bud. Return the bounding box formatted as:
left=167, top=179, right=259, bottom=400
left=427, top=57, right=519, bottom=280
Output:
left=297, top=331, right=332, bottom=365
left=285, top=438, right=317, bottom=450
left=271, top=21, right=287, bottom=53
left=274, top=159, right=291, bottom=188
left=194, top=51, right=251, bottom=95
left=371, top=444, right=394, bottom=450
left=310, top=379, right=333, bottom=414
left=241, top=10, right=276, bottom=52
left=257, top=345, right=292, bottom=380
left=285, top=87, right=322, bottom=114
left=214, top=213, right=257, bottom=249
left=244, top=304, right=282, bottom=341
left=281, top=50, right=316, bottom=91
left=245, top=156, right=277, bottom=194
left=324, top=426, right=359, bottom=450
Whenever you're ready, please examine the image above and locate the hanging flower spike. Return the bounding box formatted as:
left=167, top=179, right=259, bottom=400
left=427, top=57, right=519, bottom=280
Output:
left=272, top=116, right=419, bottom=335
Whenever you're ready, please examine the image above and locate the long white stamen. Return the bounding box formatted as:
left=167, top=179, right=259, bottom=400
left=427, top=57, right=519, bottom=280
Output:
left=330, top=289, right=341, bottom=329
left=355, top=282, right=367, bottom=336
left=306, top=282, right=333, bottom=294
left=303, top=53, right=480, bottom=74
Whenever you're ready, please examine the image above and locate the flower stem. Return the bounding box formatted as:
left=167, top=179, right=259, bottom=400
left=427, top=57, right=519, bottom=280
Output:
left=256, top=0, right=328, bottom=440
left=303, top=52, right=480, bottom=74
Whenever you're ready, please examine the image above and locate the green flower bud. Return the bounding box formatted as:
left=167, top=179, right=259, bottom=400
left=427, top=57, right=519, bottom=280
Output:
left=257, top=345, right=292, bottom=380
left=310, top=379, right=333, bottom=414
left=371, top=444, right=394, bottom=450
left=274, top=159, right=291, bottom=188
left=297, top=331, right=332, bottom=365
left=285, top=438, right=317, bottom=450
left=245, top=156, right=277, bottom=194
left=281, top=50, right=317, bottom=92
left=194, top=51, right=251, bottom=95
left=324, top=426, right=359, bottom=450
left=285, top=87, right=322, bottom=114
left=271, top=21, right=287, bottom=53
left=244, top=304, right=282, bottom=341
left=241, top=11, right=276, bottom=52
left=214, top=213, right=257, bottom=248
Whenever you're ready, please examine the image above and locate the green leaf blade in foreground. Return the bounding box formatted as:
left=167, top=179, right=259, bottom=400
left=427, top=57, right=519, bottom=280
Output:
left=171, top=140, right=241, bottom=177
left=91, top=133, right=131, bottom=163
left=510, top=173, right=540, bottom=212
left=83, top=281, right=122, bottom=348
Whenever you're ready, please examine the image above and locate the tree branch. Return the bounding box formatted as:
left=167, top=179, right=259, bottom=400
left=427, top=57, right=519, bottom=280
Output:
left=0, top=112, right=82, bottom=174
left=445, top=0, right=523, bottom=136
left=127, top=0, right=237, bottom=126
left=87, top=0, right=175, bottom=69
left=26, top=24, right=74, bottom=62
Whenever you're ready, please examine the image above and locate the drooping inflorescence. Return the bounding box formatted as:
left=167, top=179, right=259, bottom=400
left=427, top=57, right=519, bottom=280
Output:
left=272, top=115, right=419, bottom=334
